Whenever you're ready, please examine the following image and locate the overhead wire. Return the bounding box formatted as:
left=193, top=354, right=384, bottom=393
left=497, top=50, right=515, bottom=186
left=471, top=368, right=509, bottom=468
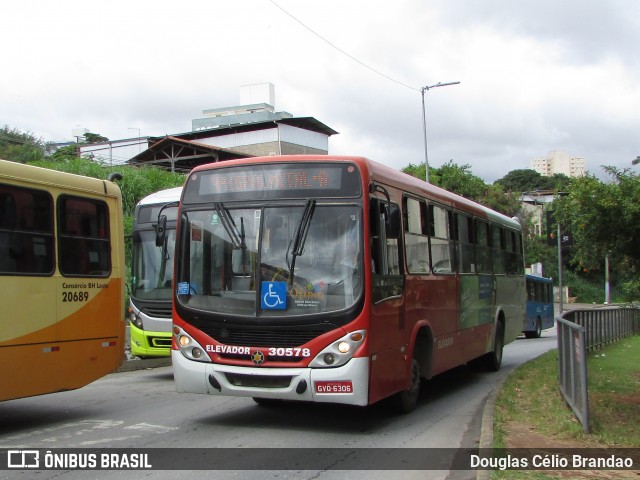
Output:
left=268, top=0, right=419, bottom=93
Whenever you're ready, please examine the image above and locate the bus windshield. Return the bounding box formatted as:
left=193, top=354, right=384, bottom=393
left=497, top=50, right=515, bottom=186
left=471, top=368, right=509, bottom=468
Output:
left=131, top=227, right=176, bottom=301
left=176, top=203, right=362, bottom=317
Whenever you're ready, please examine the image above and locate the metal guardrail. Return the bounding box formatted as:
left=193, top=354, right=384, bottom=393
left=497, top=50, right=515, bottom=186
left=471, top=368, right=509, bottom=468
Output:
left=561, top=306, right=640, bottom=351
left=556, top=306, right=640, bottom=433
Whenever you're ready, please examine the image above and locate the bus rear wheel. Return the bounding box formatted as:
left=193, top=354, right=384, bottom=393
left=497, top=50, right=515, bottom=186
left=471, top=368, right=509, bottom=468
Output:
left=483, top=321, right=504, bottom=372
left=391, top=358, right=421, bottom=413
left=525, top=316, right=542, bottom=339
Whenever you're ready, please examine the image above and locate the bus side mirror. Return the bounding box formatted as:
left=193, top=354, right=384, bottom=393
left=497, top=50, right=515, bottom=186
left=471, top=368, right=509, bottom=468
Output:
left=155, top=215, right=167, bottom=247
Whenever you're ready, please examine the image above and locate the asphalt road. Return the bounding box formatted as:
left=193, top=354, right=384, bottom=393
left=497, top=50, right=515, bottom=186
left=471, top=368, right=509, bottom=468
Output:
left=0, top=328, right=558, bottom=480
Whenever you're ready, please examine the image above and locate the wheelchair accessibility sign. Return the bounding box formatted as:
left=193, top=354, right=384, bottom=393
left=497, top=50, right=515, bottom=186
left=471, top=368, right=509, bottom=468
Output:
left=261, top=282, right=287, bottom=310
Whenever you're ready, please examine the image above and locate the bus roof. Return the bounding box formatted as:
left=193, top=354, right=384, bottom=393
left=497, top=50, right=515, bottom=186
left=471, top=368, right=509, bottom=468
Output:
left=138, top=186, right=183, bottom=206
left=0, top=158, right=122, bottom=198
left=188, top=155, right=521, bottom=230
left=526, top=274, right=553, bottom=283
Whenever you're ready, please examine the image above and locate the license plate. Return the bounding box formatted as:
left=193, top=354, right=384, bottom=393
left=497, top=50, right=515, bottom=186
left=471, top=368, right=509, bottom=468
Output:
left=315, top=381, right=353, bottom=394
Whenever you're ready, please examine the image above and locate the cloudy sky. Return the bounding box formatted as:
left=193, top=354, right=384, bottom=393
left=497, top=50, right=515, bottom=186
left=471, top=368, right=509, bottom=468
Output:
left=3, top=0, right=639, bottom=182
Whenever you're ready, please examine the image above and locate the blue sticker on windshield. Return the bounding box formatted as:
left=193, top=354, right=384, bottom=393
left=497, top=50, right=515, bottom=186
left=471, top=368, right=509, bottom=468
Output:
left=261, top=282, right=287, bottom=310
left=177, top=282, right=190, bottom=295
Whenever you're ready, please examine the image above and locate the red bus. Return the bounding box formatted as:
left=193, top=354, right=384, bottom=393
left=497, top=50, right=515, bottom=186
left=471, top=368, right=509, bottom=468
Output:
left=169, top=156, right=525, bottom=411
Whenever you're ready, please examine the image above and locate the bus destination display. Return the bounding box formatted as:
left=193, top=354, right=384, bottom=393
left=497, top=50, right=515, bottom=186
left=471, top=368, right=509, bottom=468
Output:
left=186, top=163, right=361, bottom=202
left=202, top=167, right=342, bottom=194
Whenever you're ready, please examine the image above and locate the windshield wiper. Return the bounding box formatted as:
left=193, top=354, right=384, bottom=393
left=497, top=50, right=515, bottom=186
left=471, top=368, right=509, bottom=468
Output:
left=214, top=203, right=249, bottom=275
left=288, top=199, right=316, bottom=285
left=214, top=203, right=242, bottom=249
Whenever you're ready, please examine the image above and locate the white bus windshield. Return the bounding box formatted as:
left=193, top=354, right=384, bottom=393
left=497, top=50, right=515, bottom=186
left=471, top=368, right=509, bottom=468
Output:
left=132, top=228, right=176, bottom=301
left=176, top=204, right=362, bottom=317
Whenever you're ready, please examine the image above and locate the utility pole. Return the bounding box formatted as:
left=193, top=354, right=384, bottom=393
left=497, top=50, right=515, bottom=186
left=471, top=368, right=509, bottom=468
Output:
left=420, top=81, right=460, bottom=183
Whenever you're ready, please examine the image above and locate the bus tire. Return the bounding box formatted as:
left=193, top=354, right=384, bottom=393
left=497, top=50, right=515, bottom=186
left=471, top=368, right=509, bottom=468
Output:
left=484, top=321, right=504, bottom=372
left=391, top=358, right=421, bottom=413
left=524, top=317, right=542, bottom=339
left=534, top=316, right=542, bottom=338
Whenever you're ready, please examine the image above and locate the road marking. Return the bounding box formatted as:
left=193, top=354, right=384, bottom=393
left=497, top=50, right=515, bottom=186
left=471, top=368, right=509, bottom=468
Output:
left=0, top=420, right=124, bottom=448
left=123, top=423, right=177, bottom=434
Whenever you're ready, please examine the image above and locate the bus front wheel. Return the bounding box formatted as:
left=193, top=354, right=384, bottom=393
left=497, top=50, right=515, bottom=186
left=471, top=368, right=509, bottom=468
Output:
left=391, top=358, right=421, bottom=413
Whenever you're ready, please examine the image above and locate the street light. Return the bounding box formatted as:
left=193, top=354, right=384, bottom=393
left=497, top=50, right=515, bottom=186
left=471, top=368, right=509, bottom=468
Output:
left=421, top=81, right=460, bottom=183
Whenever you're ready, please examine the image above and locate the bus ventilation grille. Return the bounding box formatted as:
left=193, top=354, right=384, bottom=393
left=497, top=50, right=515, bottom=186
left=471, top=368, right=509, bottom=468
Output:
left=224, top=373, right=292, bottom=389
left=142, top=306, right=172, bottom=319
left=201, top=326, right=331, bottom=348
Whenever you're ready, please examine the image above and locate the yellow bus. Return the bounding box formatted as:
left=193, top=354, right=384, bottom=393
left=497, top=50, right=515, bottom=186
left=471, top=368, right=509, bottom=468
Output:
left=0, top=159, right=126, bottom=402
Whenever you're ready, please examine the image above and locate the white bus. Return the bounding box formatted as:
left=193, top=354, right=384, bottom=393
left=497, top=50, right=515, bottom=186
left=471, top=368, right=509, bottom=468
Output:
left=129, top=187, right=181, bottom=357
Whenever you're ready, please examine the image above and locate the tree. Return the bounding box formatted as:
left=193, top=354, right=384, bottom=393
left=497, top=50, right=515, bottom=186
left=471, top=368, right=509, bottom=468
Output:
left=402, top=161, right=520, bottom=216
left=84, top=132, right=109, bottom=144
left=552, top=167, right=640, bottom=300
left=49, top=144, right=78, bottom=160
left=402, top=162, right=427, bottom=182
left=495, top=169, right=544, bottom=192
left=430, top=161, right=487, bottom=201
left=479, top=183, right=521, bottom=217
left=494, top=169, right=570, bottom=192
left=553, top=168, right=640, bottom=268
left=402, top=160, right=485, bottom=200
left=0, top=126, right=46, bottom=163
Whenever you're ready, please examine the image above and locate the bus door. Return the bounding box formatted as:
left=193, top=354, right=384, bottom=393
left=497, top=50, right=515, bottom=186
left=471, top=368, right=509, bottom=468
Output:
left=367, top=197, right=406, bottom=404
left=56, top=195, right=117, bottom=341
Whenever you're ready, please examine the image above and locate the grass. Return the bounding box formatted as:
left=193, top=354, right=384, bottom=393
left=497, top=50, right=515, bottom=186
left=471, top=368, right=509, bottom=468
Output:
left=491, top=334, right=640, bottom=479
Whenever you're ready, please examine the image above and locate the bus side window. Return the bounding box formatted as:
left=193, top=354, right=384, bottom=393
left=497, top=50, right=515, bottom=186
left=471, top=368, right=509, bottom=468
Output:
left=403, top=197, right=429, bottom=274
left=429, top=204, right=453, bottom=274
left=0, top=185, right=54, bottom=275
left=492, top=226, right=506, bottom=274
left=527, top=279, right=535, bottom=300
left=58, top=196, right=111, bottom=277
left=370, top=197, right=403, bottom=302
left=475, top=219, right=492, bottom=274
left=515, top=232, right=525, bottom=275
left=455, top=213, right=475, bottom=273
left=370, top=199, right=401, bottom=275
left=504, top=230, right=517, bottom=275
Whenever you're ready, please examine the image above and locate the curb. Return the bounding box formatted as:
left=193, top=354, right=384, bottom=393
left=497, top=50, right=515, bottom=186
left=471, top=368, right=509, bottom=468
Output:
left=117, top=353, right=172, bottom=372
left=476, top=375, right=509, bottom=480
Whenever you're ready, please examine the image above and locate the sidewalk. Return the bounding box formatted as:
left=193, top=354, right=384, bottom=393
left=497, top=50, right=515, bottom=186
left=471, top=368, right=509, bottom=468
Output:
left=117, top=352, right=171, bottom=372
left=116, top=324, right=172, bottom=372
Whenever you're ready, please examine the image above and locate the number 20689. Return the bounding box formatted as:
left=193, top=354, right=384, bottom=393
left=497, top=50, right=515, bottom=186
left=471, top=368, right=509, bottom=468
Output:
left=62, top=291, right=89, bottom=302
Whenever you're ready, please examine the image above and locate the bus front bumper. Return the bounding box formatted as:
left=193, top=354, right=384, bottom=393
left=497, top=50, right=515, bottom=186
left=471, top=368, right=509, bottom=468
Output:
left=171, top=350, right=369, bottom=406
left=130, top=325, right=172, bottom=358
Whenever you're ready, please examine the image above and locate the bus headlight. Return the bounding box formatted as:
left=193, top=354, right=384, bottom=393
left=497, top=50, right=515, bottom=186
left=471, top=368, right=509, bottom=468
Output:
left=173, top=327, right=209, bottom=363
left=192, top=348, right=204, bottom=359
left=323, top=353, right=335, bottom=365
left=129, top=312, right=143, bottom=329
left=309, top=330, right=366, bottom=368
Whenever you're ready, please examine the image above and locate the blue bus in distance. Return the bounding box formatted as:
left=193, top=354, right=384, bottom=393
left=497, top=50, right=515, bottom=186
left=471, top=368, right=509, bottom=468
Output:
left=524, top=274, right=554, bottom=338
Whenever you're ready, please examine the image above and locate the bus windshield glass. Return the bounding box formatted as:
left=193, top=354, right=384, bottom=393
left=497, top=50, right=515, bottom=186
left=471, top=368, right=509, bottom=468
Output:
left=176, top=204, right=362, bottom=317
left=132, top=224, right=177, bottom=302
